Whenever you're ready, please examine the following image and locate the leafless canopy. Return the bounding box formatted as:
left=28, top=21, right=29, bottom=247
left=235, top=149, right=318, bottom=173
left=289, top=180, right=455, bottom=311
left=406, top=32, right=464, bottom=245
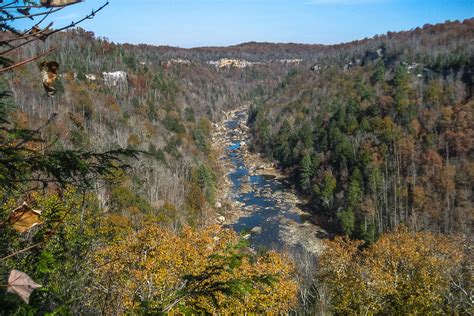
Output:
left=0, top=0, right=109, bottom=72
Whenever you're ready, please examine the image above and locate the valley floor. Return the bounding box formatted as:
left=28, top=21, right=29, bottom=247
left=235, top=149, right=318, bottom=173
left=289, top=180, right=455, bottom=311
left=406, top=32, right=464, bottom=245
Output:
left=212, top=106, right=328, bottom=255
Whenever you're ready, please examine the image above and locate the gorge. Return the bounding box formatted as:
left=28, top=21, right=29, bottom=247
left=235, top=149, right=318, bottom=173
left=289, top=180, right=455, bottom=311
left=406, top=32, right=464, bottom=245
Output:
left=1, top=12, right=472, bottom=314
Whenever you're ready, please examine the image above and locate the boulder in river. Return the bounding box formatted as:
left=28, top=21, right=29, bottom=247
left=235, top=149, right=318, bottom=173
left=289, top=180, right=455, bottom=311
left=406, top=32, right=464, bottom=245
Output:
left=251, top=226, right=263, bottom=234
left=261, top=188, right=273, bottom=198
left=240, top=182, right=253, bottom=194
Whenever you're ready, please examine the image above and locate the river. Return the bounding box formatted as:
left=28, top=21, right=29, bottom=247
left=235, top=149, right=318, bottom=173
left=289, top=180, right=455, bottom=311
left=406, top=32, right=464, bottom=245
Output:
left=213, top=107, right=327, bottom=255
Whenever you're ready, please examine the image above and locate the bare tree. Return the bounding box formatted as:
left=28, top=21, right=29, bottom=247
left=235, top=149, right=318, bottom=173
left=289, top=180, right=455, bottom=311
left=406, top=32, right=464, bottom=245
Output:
left=1, top=1, right=109, bottom=72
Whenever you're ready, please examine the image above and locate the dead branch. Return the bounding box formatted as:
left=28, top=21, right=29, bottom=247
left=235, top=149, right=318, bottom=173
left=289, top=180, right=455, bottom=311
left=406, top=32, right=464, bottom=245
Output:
left=1, top=1, right=109, bottom=56
left=0, top=47, right=54, bottom=73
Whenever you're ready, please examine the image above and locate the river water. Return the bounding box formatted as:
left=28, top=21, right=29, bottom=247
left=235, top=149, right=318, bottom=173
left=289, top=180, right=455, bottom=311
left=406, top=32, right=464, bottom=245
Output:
left=220, top=110, right=326, bottom=255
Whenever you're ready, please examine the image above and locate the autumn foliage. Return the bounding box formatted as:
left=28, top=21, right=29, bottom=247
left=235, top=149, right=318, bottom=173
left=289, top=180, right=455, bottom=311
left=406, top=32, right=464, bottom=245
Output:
left=319, top=229, right=471, bottom=314
left=1, top=6, right=473, bottom=314
left=249, top=19, right=473, bottom=241
left=90, top=224, right=298, bottom=314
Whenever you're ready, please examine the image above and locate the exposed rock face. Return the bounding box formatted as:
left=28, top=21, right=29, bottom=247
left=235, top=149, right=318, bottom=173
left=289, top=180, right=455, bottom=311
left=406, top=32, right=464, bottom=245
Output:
left=85, top=74, right=97, bottom=81
left=163, top=59, right=192, bottom=67
left=279, top=59, right=302, bottom=65
left=102, top=71, right=128, bottom=88
left=207, top=58, right=261, bottom=69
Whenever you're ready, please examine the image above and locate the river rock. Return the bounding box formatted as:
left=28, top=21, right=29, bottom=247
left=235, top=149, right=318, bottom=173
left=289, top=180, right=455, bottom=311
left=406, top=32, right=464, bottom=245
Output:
left=250, top=226, right=263, bottom=234
left=240, top=182, right=252, bottom=194
left=261, top=188, right=272, bottom=198
left=212, top=106, right=329, bottom=257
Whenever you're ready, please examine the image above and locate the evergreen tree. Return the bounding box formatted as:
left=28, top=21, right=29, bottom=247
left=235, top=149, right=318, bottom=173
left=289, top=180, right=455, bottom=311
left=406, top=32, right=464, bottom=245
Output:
left=299, top=153, right=313, bottom=193
left=337, top=208, right=355, bottom=236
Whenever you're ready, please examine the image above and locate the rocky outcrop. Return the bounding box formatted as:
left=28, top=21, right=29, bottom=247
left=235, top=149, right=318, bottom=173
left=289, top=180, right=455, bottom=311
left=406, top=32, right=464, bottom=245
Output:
left=163, top=59, right=193, bottom=67
left=85, top=73, right=97, bottom=81
left=102, top=71, right=128, bottom=89
left=207, top=58, right=261, bottom=69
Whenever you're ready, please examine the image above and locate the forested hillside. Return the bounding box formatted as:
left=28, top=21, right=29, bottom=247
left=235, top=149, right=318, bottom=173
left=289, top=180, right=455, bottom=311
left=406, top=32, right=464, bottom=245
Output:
left=1, top=4, right=472, bottom=313
left=249, top=18, right=473, bottom=241
left=5, top=28, right=299, bottom=228
left=1, top=6, right=302, bottom=313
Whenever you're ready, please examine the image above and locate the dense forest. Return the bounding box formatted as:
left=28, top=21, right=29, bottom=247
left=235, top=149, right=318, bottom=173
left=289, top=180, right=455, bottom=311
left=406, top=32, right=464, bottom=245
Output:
left=249, top=18, right=473, bottom=240
left=0, top=1, right=472, bottom=313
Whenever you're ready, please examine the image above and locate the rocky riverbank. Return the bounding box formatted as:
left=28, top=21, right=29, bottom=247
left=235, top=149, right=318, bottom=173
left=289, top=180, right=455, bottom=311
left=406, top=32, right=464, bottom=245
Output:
left=211, top=106, right=327, bottom=255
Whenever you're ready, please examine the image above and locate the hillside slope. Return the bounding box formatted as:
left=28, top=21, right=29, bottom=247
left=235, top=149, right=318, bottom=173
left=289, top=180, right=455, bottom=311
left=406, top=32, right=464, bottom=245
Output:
left=248, top=18, right=473, bottom=240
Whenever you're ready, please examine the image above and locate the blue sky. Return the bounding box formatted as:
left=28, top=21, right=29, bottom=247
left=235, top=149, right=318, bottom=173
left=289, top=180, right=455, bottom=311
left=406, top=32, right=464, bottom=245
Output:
left=14, top=0, right=474, bottom=48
